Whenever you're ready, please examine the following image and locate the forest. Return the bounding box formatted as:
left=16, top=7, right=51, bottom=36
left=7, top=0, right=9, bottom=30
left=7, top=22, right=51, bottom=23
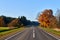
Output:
left=0, top=15, right=39, bottom=29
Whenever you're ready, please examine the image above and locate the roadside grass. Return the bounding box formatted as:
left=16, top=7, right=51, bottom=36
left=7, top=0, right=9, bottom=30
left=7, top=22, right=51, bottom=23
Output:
left=0, top=27, right=25, bottom=39
left=0, top=27, right=10, bottom=32
left=40, top=27, right=60, bottom=37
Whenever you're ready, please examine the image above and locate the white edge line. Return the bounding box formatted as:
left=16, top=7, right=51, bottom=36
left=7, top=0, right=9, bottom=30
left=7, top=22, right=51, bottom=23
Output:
left=46, top=32, right=60, bottom=40
left=41, top=28, right=60, bottom=40
left=5, top=30, right=25, bottom=40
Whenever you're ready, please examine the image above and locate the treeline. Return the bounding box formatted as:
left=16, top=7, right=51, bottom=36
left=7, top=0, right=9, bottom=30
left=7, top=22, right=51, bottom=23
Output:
left=0, top=15, right=32, bottom=28
left=38, top=9, right=60, bottom=28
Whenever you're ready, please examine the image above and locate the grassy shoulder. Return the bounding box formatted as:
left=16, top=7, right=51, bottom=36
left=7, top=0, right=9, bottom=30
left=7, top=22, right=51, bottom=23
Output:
left=0, top=27, right=10, bottom=32
left=0, top=27, right=25, bottom=39
left=40, top=27, right=60, bottom=37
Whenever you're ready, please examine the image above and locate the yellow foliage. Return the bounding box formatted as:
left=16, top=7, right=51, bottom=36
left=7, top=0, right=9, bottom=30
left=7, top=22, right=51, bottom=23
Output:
left=38, top=9, right=57, bottom=28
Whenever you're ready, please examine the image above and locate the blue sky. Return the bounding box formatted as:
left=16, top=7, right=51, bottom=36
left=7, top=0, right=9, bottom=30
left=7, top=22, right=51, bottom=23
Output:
left=0, top=0, right=60, bottom=21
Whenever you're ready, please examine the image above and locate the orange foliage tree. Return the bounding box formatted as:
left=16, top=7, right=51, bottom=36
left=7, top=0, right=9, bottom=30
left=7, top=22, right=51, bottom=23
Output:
left=0, top=17, right=5, bottom=27
left=8, top=18, right=21, bottom=28
left=38, top=9, right=57, bottom=28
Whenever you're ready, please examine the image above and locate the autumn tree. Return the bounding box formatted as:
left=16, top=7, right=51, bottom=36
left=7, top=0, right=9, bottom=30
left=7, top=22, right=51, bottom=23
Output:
left=38, top=9, right=57, bottom=28
left=0, top=17, right=5, bottom=27
left=0, top=15, right=15, bottom=27
left=8, top=18, right=21, bottom=28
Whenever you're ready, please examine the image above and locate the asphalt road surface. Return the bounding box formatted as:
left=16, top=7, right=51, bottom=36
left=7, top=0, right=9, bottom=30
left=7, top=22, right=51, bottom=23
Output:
left=5, top=27, right=59, bottom=40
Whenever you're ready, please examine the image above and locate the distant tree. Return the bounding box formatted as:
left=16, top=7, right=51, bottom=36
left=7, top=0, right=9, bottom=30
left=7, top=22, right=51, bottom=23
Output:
left=20, top=16, right=27, bottom=26
left=56, top=9, right=60, bottom=28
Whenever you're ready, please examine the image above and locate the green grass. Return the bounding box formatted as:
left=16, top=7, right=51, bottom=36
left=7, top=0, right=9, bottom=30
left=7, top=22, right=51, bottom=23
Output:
left=40, top=27, right=60, bottom=36
left=0, top=27, right=25, bottom=39
left=0, top=27, right=9, bottom=31
left=0, top=27, right=11, bottom=32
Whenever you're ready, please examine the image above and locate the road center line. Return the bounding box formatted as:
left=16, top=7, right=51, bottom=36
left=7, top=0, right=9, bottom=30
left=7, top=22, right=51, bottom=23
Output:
left=33, top=29, right=35, bottom=38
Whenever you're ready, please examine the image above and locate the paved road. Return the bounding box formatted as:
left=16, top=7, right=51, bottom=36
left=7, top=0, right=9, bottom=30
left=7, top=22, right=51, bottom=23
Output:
left=5, top=27, right=59, bottom=40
